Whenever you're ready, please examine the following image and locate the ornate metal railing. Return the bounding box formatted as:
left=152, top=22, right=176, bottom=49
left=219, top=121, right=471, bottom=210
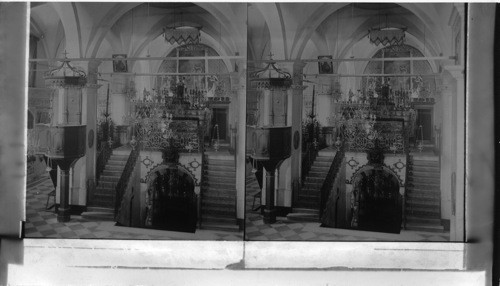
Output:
left=319, top=145, right=345, bottom=219
left=95, top=142, right=112, bottom=185
left=114, top=147, right=140, bottom=217
left=301, top=141, right=318, bottom=184
left=403, top=153, right=412, bottom=229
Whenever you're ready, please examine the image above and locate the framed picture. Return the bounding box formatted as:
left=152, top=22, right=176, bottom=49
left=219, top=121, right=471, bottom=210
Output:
left=318, top=55, right=333, bottom=74
left=112, top=54, right=128, bottom=73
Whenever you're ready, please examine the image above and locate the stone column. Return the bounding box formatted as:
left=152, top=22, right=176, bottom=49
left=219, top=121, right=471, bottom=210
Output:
left=439, top=78, right=454, bottom=234
left=84, top=60, right=101, bottom=205
left=277, top=61, right=306, bottom=208
left=290, top=61, right=307, bottom=207
left=444, top=65, right=465, bottom=241
left=234, top=60, right=246, bottom=229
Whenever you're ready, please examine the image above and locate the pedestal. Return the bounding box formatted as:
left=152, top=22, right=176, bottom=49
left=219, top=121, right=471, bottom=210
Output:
left=263, top=169, right=277, bottom=224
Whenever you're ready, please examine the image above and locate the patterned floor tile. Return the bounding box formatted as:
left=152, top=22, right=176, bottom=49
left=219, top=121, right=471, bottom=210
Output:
left=25, top=176, right=242, bottom=240
left=244, top=175, right=451, bottom=242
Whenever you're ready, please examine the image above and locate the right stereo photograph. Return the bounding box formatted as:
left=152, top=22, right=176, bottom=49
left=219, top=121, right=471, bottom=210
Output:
left=245, top=3, right=465, bottom=242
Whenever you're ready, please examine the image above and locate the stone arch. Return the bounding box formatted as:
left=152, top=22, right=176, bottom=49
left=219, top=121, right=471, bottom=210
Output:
left=350, top=164, right=403, bottom=233
left=143, top=163, right=198, bottom=231
left=145, top=163, right=196, bottom=189
left=351, top=164, right=402, bottom=187
left=292, top=3, right=450, bottom=61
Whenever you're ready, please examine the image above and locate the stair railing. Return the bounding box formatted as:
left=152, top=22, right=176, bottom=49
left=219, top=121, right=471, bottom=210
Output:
left=96, top=141, right=112, bottom=186
left=114, top=148, right=140, bottom=217
left=319, top=144, right=345, bottom=219
left=403, top=154, right=412, bottom=230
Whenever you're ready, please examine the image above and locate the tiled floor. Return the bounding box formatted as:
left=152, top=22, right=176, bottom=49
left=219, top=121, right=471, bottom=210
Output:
left=25, top=176, right=243, bottom=240
left=244, top=176, right=450, bottom=242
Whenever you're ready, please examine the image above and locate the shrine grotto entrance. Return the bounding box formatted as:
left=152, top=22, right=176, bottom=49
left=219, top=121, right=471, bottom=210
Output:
left=146, top=166, right=197, bottom=233
left=352, top=167, right=402, bottom=234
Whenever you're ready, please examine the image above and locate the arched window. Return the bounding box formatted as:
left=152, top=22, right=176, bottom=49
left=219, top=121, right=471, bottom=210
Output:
left=156, top=44, right=230, bottom=97
left=362, top=44, right=435, bottom=97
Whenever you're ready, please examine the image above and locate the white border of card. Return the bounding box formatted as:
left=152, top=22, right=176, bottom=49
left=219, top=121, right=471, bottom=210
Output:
left=0, top=3, right=495, bottom=285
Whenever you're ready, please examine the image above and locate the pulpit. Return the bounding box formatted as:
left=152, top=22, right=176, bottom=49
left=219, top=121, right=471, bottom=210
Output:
left=247, top=126, right=291, bottom=223
left=41, top=55, right=87, bottom=222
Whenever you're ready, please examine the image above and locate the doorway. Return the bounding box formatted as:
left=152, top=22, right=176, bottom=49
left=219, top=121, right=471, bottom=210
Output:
left=354, top=168, right=402, bottom=234
left=415, top=108, right=433, bottom=143
left=211, top=107, right=228, bottom=143
left=147, top=167, right=197, bottom=233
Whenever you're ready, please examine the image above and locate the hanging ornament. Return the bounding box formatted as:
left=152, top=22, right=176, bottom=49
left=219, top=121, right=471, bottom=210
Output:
left=163, top=26, right=201, bottom=46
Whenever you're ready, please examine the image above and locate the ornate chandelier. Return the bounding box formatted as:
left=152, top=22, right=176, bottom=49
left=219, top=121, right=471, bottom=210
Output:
left=125, top=78, right=210, bottom=153
left=368, top=27, right=406, bottom=47
left=163, top=26, right=201, bottom=46
left=249, top=54, right=292, bottom=89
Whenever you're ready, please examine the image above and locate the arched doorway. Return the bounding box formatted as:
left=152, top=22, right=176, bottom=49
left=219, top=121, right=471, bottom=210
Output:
left=352, top=167, right=402, bottom=233
left=145, top=165, right=197, bottom=232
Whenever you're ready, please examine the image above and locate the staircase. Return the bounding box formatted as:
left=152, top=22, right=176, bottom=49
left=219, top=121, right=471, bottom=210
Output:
left=405, top=155, right=444, bottom=232
left=83, top=149, right=130, bottom=221
left=200, top=154, right=239, bottom=232
left=287, top=148, right=335, bottom=222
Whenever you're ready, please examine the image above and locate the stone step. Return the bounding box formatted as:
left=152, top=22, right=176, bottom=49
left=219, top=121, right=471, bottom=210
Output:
left=412, top=165, right=440, bottom=172
left=204, top=170, right=236, bottom=177
left=406, top=203, right=440, bottom=213
left=407, top=181, right=440, bottom=189
left=315, top=156, right=334, bottom=162
left=406, top=208, right=440, bottom=218
left=203, top=175, right=236, bottom=184
left=205, top=159, right=234, bottom=167
left=303, top=182, right=323, bottom=190
left=292, top=208, right=319, bottom=215
left=202, top=214, right=236, bottom=224
left=405, top=223, right=445, bottom=233
left=295, top=200, right=320, bottom=209
left=106, top=165, right=125, bottom=171
left=204, top=165, right=235, bottom=172
left=97, top=181, right=116, bottom=189
left=81, top=211, right=115, bottom=221
left=310, top=166, right=330, bottom=172
left=100, top=176, right=120, bottom=183
left=406, top=196, right=440, bottom=205
left=313, top=161, right=332, bottom=167
left=306, top=177, right=325, bottom=183
left=408, top=171, right=441, bottom=180
left=87, top=200, right=115, bottom=208
left=199, top=222, right=240, bottom=233
left=102, top=170, right=123, bottom=177
left=109, top=155, right=129, bottom=161
left=107, top=160, right=127, bottom=166
left=93, top=193, right=115, bottom=201
left=203, top=188, right=236, bottom=196
left=307, top=169, right=329, bottom=178
left=287, top=212, right=319, bottom=223
left=406, top=197, right=440, bottom=206
left=95, top=187, right=115, bottom=195
left=411, top=160, right=439, bottom=167
left=405, top=216, right=442, bottom=225
left=201, top=206, right=235, bottom=217
left=202, top=181, right=236, bottom=190
left=201, top=196, right=235, bottom=206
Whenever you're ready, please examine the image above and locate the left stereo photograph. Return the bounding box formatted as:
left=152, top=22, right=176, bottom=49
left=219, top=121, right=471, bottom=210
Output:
left=25, top=2, right=247, bottom=240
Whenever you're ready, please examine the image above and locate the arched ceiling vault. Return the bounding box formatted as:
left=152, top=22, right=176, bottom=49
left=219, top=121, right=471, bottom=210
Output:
left=285, top=3, right=455, bottom=60
left=31, top=2, right=246, bottom=61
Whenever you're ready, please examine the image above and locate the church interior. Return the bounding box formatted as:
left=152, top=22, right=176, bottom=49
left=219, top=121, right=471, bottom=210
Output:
left=24, top=2, right=465, bottom=242
left=26, top=2, right=247, bottom=239
left=245, top=3, right=465, bottom=241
